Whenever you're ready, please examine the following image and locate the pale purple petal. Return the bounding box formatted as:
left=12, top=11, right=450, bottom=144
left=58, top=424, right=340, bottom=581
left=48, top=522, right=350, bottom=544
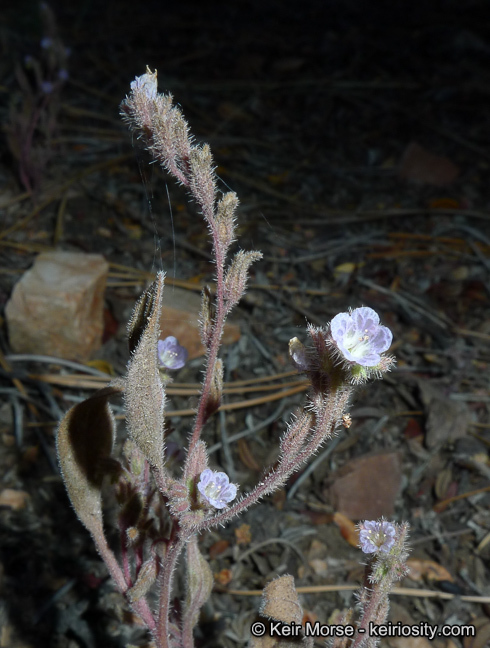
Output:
left=158, top=336, right=188, bottom=370
left=330, top=312, right=349, bottom=337
left=352, top=306, right=379, bottom=331
left=370, top=326, right=392, bottom=353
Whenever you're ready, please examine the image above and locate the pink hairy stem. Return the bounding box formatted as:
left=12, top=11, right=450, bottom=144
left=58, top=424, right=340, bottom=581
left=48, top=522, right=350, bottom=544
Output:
left=186, top=219, right=226, bottom=462
left=155, top=535, right=187, bottom=648
left=91, top=522, right=156, bottom=632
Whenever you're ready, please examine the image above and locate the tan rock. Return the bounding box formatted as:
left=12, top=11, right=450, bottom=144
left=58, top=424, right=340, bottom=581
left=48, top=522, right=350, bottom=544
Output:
left=6, top=251, right=108, bottom=362
left=159, top=287, right=240, bottom=359
left=0, top=489, right=30, bottom=511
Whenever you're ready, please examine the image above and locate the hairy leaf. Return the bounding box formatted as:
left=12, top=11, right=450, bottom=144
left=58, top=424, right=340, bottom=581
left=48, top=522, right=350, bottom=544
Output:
left=127, top=559, right=157, bottom=603
left=57, top=385, right=120, bottom=535
left=128, top=271, right=164, bottom=354
left=259, top=575, right=303, bottom=624
left=125, top=272, right=166, bottom=467
left=251, top=575, right=312, bottom=648
left=183, top=536, right=214, bottom=635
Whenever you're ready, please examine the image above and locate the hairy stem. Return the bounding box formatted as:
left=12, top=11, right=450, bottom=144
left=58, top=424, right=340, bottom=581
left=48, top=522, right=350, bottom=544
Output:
left=91, top=523, right=156, bottom=632
left=351, top=585, right=384, bottom=648
left=193, top=389, right=351, bottom=532
left=185, top=219, right=226, bottom=466
left=155, top=536, right=186, bottom=648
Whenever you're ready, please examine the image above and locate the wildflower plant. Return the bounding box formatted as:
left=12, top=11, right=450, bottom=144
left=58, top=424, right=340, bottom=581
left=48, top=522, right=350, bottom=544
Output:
left=56, top=68, right=409, bottom=648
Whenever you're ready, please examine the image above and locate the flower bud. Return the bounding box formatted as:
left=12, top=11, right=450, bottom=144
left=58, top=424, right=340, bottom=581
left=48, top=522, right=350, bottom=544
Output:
left=215, top=192, right=238, bottom=252
left=127, top=559, right=157, bottom=603
left=288, top=337, right=309, bottom=372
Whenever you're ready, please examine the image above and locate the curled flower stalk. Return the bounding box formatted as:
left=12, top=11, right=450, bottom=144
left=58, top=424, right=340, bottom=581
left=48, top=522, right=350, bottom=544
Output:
left=56, top=69, right=406, bottom=648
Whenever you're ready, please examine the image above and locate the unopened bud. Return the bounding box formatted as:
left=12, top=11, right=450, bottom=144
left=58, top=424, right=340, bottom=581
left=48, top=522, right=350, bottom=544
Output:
left=288, top=337, right=308, bottom=372
left=185, top=440, right=208, bottom=480
left=189, top=144, right=216, bottom=210
left=216, top=192, right=238, bottom=251
left=127, top=559, right=157, bottom=602
left=126, top=526, right=140, bottom=545
left=223, top=250, right=262, bottom=312
left=168, top=479, right=191, bottom=517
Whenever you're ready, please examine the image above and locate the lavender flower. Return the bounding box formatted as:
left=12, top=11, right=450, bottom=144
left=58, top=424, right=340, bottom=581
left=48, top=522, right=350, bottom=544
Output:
left=58, top=68, right=69, bottom=82
left=157, top=336, right=188, bottom=370
left=359, top=520, right=396, bottom=554
left=330, top=306, right=392, bottom=367
left=198, top=469, right=237, bottom=509
left=40, top=37, right=53, bottom=49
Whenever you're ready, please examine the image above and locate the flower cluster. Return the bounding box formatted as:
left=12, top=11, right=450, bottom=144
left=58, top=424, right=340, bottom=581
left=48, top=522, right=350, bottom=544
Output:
left=55, top=70, right=406, bottom=648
